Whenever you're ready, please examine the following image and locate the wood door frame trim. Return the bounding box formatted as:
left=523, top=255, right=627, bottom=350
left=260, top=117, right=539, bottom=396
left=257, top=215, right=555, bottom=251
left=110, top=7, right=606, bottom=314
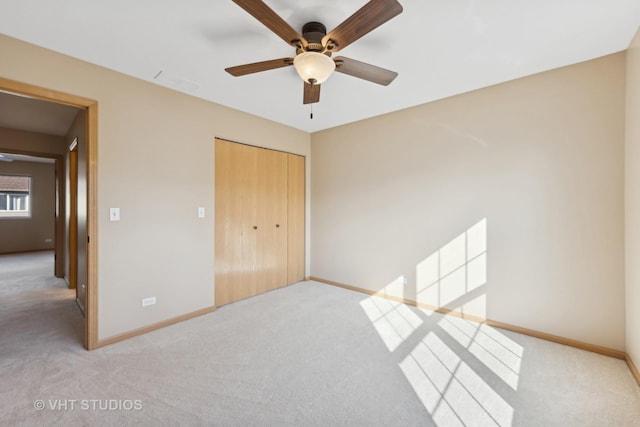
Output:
left=68, top=148, right=78, bottom=290
left=0, top=77, right=99, bottom=350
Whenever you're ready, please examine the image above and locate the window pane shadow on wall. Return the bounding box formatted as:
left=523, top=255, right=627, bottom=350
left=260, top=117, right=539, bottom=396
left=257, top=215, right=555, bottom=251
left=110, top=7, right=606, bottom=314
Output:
left=417, top=218, right=487, bottom=319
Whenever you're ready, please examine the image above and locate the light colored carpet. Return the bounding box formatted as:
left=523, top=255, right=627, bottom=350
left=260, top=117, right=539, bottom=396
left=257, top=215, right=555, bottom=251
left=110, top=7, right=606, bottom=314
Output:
left=1, top=252, right=639, bottom=426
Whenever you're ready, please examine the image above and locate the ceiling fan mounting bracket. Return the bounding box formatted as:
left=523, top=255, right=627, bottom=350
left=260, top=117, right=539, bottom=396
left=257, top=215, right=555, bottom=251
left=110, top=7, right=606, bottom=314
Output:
left=302, top=22, right=326, bottom=39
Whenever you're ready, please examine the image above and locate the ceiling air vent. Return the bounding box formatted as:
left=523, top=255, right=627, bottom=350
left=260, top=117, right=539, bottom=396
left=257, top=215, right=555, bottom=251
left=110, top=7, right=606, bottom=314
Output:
left=153, top=70, right=200, bottom=93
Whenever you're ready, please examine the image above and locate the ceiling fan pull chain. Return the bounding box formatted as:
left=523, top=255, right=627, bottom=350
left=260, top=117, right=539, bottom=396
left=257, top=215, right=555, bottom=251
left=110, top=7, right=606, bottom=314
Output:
left=310, top=103, right=313, bottom=119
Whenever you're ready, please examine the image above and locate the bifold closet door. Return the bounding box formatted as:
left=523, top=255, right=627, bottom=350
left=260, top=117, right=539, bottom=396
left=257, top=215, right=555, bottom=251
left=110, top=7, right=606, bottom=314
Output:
left=257, top=148, right=288, bottom=293
left=287, top=154, right=305, bottom=284
left=215, top=139, right=260, bottom=306
left=215, top=139, right=305, bottom=307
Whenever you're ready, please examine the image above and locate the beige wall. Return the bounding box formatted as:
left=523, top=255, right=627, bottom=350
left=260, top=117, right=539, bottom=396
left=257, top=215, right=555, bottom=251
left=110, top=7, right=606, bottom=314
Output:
left=311, top=53, right=626, bottom=350
left=0, top=160, right=56, bottom=253
left=625, top=28, right=640, bottom=367
left=0, top=34, right=311, bottom=340
left=0, top=126, right=66, bottom=155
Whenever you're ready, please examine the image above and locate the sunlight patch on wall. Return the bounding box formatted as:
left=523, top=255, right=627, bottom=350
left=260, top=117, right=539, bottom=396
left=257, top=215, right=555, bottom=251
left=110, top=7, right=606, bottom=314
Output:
left=438, top=316, right=523, bottom=390
left=417, top=218, right=487, bottom=319
left=360, top=295, right=423, bottom=352
left=400, top=332, right=514, bottom=427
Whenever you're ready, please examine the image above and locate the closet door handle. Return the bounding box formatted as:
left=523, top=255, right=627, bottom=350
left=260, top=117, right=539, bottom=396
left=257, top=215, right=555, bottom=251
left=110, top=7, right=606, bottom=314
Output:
left=276, top=224, right=280, bottom=228
left=253, top=226, right=258, bottom=230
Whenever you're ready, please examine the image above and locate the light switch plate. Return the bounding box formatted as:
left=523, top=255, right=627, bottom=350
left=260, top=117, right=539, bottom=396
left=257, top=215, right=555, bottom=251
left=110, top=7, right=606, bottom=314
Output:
left=198, top=207, right=205, bottom=218
left=110, top=208, right=120, bottom=221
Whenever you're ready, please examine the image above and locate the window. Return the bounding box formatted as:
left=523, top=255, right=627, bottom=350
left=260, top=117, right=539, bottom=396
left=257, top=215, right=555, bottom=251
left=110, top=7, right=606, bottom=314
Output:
left=0, top=175, right=31, bottom=218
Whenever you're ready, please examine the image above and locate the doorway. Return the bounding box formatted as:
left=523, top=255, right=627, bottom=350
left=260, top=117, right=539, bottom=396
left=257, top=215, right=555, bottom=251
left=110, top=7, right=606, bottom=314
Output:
left=0, top=77, right=98, bottom=349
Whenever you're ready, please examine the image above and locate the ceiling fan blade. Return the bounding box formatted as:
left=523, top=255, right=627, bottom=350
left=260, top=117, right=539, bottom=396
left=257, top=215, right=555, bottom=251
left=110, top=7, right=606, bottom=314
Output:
left=323, top=0, right=403, bottom=52
left=334, top=56, right=398, bottom=85
left=231, top=0, right=307, bottom=47
left=225, top=58, right=294, bottom=76
left=303, top=83, right=320, bottom=104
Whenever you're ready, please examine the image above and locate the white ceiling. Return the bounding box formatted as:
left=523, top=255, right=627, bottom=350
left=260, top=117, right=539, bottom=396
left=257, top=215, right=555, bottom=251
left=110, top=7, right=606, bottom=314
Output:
left=0, top=0, right=639, bottom=133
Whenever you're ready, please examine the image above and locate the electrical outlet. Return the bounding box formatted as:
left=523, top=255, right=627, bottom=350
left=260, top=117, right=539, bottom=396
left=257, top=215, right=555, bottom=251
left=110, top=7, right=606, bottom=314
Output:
left=141, top=296, right=156, bottom=307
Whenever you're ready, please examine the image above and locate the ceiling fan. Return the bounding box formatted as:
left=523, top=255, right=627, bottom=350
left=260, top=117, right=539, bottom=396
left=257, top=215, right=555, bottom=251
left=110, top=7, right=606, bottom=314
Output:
left=225, top=0, right=403, bottom=105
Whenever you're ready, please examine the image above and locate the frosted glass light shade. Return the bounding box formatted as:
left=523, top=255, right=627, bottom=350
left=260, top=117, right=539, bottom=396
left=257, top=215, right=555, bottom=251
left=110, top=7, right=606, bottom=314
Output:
left=293, top=52, right=336, bottom=85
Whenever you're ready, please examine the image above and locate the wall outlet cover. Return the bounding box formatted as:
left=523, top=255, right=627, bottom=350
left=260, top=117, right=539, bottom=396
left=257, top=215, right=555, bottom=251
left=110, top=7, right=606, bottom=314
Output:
left=141, top=296, right=156, bottom=307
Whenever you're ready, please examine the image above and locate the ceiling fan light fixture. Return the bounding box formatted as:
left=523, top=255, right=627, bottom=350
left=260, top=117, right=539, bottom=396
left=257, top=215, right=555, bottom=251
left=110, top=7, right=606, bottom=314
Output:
left=293, top=52, right=335, bottom=85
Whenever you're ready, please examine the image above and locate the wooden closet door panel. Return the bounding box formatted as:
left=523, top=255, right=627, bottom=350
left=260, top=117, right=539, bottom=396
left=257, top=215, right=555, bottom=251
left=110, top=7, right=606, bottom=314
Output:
left=238, top=143, right=260, bottom=300
left=215, top=139, right=237, bottom=306
left=257, top=148, right=289, bottom=292
left=215, top=140, right=259, bottom=306
left=287, top=154, right=305, bottom=284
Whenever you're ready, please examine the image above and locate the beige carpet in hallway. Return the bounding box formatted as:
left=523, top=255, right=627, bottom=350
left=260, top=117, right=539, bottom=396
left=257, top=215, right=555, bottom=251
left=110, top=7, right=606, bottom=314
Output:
left=1, top=251, right=639, bottom=426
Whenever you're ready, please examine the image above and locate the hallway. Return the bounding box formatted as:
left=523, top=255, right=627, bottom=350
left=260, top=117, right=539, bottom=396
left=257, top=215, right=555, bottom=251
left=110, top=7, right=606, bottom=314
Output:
left=0, top=251, right=83, bottom=357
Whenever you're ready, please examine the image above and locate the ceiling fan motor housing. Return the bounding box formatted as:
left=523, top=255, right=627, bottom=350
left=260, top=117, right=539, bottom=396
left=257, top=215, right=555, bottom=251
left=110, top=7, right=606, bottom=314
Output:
left=301, top=22, right=329, bottom=53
